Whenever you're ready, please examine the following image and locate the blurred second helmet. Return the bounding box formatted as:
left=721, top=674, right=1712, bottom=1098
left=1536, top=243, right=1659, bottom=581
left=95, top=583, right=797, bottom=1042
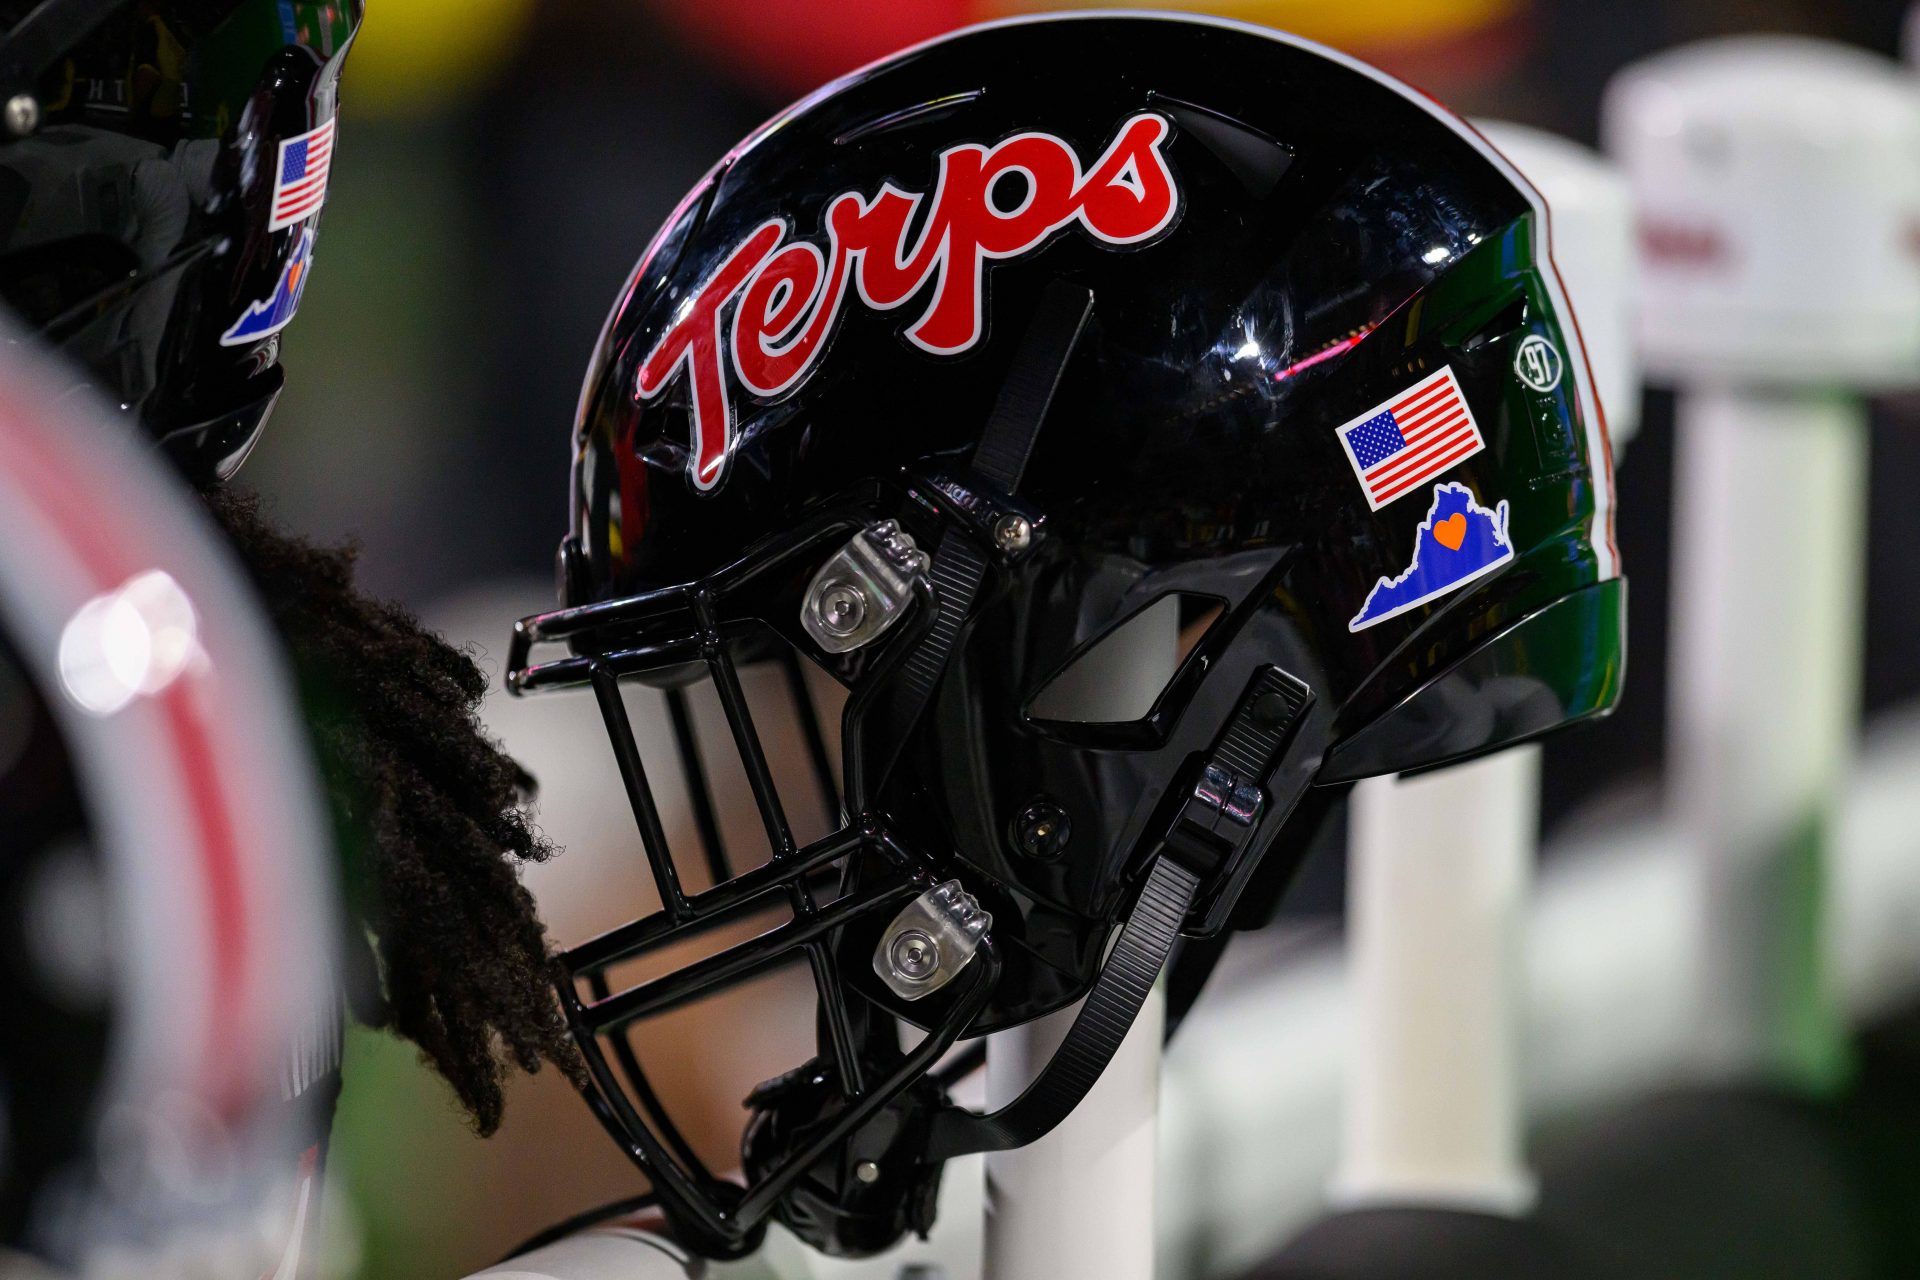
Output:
left=0, top=312, right=341, bottom=1276
left=0, top=0, right=361, bottom=484
left=510, top=12, right=1622, bottom=1259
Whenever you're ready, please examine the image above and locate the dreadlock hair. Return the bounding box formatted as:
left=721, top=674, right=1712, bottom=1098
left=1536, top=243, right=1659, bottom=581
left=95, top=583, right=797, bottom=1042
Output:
left=202, top=486, right=583, bottom=1134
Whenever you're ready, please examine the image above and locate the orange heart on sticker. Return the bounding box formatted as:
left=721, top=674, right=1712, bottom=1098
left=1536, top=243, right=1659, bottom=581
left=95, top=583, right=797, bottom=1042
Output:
left=1433, top=513, right=1467, bottom=551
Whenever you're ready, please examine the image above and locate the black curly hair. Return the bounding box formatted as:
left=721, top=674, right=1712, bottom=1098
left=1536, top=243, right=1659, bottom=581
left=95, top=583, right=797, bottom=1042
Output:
left=202, top=487, right=582, bottom=1134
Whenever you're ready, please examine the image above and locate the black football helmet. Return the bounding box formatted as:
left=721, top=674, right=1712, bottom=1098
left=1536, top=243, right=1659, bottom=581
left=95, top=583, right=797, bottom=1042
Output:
left=0, top=318, right=340, bottom=1274
left=508, top=13, right=1623, bottom=1259
left=0, top=0, right=360, bottom=484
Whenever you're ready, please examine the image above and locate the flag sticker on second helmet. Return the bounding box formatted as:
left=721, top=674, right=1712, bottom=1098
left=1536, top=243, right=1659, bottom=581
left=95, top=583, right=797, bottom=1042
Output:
left=1349, top=483, right=1514, bottom=632
left=269, top=117, right=335, bottom=231
left=1335, top=365, right=1486, bottom=510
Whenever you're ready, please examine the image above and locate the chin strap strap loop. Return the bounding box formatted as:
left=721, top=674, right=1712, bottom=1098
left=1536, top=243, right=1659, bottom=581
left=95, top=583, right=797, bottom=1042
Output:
left=852, top=279, right=1094, bottom=810
left=924, top=664, right=1314, bottom=1158
left=925, top=851, right=1198, bottom=1159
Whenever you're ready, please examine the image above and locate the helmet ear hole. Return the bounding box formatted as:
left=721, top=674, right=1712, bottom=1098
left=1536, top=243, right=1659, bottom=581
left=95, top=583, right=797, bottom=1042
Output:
left=1026, top=592, right=1223, bottom=727
left=1460, top=291, right=1531, bottom=351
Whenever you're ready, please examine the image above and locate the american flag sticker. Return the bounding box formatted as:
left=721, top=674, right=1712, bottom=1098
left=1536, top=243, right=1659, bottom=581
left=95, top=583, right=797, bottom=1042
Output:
left=1335, top=366, right=1486, bottom=511
left=268, top=118, right=335, bottom=231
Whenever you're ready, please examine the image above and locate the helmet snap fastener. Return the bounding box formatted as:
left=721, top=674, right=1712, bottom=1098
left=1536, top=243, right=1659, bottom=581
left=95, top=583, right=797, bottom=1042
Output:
left=1011, top=799, right=1072, bottom=861
left=873, top=880, right=991, bottom=1001
left=888, top=930, right=939, bottom=983
left=800, top=521, right=928, bottom=654
left=812, top=581, right=868, bottom=637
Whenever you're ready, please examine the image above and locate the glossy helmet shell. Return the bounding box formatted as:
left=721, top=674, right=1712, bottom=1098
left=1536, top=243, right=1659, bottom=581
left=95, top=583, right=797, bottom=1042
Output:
left=0, top=0, right=362, bottom=484
left=523, top=12, right=1622, bottom=1254
left=566, top=10, right=1619, bottom=997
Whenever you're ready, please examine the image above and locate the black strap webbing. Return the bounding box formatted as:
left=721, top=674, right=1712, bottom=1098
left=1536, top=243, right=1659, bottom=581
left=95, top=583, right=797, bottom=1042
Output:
left=870, top=278, right=1168, bottom=1162
left=925, top=853, right=1200, bottom=1159
left=921, top=667, right=1314, bottom=1156
left=970, top=280, right=1094, bottom=490
left=865, top=280, right=1094, bottom=793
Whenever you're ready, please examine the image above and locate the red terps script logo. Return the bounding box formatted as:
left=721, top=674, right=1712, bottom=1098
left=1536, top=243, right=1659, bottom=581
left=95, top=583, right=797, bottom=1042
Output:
left=636, top=112, right=1180, bottom=492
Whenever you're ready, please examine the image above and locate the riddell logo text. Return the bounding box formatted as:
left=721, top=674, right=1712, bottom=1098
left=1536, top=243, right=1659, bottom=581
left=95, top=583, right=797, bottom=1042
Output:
left=636, top=112, right=1180, bottom=491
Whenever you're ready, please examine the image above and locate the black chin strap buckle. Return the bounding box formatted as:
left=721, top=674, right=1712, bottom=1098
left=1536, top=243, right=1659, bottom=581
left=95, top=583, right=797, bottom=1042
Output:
left=920, top=665, right=1313, bottom=1161
left=906, top=467, right=1048, bottom=566
left=743, top=1054, right=954, bottom=1257
left=1163, top=665, right=1313, bottom=890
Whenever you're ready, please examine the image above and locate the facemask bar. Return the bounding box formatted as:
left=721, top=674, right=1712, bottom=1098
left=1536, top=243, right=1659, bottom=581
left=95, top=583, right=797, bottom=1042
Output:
left=505, top=281, right=1229, bottom=1255
left=513, top=518, right=1325, bottom=1254
left=509, top=511, right=991, bottom=1257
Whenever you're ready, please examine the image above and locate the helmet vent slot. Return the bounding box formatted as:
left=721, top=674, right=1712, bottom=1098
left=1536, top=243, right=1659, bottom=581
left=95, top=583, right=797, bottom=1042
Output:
left=1460, top=292, right=1530, bottom=351
left=1026, top=591, right=1223, bottom=727
left=833, top=90, right=986, bottom=146
left=1148, top=94, right=1294, bottom=198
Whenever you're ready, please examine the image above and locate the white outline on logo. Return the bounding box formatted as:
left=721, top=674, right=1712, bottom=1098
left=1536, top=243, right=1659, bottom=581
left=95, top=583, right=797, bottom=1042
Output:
left=668, top=11, right=1619, bottom=573
left=635, top=111, right=1180, bottom=492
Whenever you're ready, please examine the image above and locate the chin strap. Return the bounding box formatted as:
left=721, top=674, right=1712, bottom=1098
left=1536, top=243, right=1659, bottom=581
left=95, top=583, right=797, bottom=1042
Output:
left=851, top=277, right=1312, bottom=1164
left=926, top=664, right=1313, bottom=1159
left=925, top=852, right=1200, bottom=1159
left=855, top=278, right=1094, bottom=809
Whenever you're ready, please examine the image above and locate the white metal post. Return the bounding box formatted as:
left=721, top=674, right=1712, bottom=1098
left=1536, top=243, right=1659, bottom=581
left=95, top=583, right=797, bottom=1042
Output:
left=1331, top=121, right=1636, bottom=1215
left=985, top=592, right=1179, bottom=1280
left=1334, top=748, right=1540, bottom=1212
left=1670, top=387, right=1866, bottom=1084
left=984, top=989, right=1166, bottom=1279
left=1605, top=36, right=1920, bottom=1088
